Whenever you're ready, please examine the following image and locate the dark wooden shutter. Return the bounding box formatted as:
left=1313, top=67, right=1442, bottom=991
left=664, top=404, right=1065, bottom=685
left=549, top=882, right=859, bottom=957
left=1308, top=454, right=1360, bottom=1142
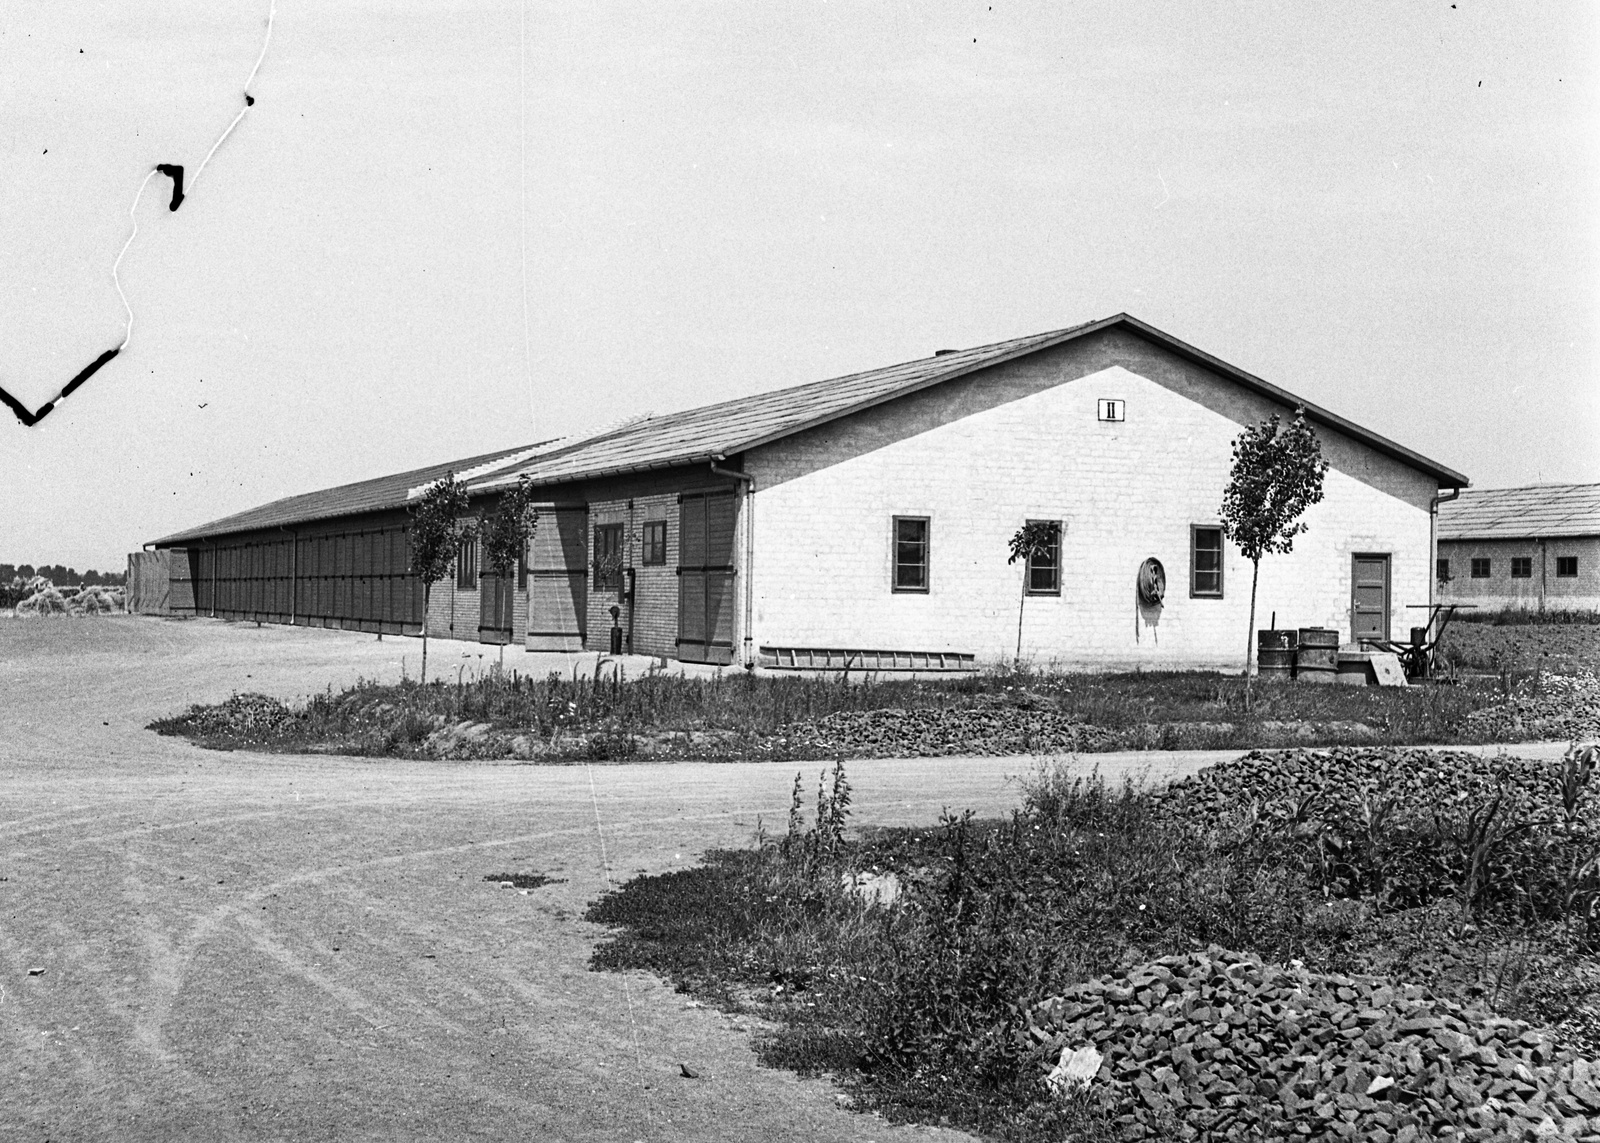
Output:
left=677, top=491, right=737, bottom=665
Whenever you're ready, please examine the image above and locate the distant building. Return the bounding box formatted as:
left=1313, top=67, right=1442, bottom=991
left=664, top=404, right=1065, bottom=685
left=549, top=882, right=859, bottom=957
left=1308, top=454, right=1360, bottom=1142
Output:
left=147, top=314, right=1467, bottom=669
left=1437, top=483, right=1600, bottom=613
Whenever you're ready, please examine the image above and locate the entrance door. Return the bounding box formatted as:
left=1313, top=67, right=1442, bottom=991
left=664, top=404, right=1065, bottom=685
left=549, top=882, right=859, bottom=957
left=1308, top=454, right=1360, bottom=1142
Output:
left=1351, top=554, right=1391, bottom=643
left=478, top=570, right=514, bottom=644
left=677, top=490, right=737, bottom=665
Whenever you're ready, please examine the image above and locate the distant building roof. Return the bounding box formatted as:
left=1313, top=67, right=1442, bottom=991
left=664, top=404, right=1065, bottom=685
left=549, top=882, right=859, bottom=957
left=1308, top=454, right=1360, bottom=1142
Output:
left=152, top=313, right=1468, bottom=546
left=149, top=443, right=544, bottom=546
left=1438, top=482, right=1600, bottom=542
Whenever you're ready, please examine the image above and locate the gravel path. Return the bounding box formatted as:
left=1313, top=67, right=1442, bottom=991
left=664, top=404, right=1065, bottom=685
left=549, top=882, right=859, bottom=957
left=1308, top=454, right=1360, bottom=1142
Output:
left=0, top=617, right=1573, bottom=1141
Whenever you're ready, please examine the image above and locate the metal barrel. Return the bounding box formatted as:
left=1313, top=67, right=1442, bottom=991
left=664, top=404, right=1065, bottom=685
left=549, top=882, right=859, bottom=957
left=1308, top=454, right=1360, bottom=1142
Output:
left=1257, top=628, right=1298, bottom=651
left=1258, top=648, right=1295, bottom=681
left=1295, top=628, right=1339, bottom=682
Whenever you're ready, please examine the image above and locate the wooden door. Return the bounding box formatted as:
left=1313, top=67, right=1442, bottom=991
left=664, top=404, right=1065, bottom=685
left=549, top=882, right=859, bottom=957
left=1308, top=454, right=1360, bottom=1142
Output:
left=526, top=507, right=587, bottom=651
left=478, top=571, right=514, bottom=644
left=677, top=491, right=737, bottom=665
left=1351, top=554, right=1390, bottom=642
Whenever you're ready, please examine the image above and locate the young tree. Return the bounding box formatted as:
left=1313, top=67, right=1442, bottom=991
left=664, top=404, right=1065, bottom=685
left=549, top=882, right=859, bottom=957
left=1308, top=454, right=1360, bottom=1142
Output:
left=1219, top=407, right=1330, bottom=696
left=1007, top=521, right=1060, bottom=666
left=408, top=473, right=475, bottom=684
left=480, top=477, right=539, bottom=668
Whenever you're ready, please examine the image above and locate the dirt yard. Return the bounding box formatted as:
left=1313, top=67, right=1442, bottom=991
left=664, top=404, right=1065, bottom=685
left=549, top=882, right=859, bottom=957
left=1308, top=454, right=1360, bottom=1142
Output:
left=1, top=617, right=1574, bottom=1141
left=0, top=617, right=1244, bottom=1142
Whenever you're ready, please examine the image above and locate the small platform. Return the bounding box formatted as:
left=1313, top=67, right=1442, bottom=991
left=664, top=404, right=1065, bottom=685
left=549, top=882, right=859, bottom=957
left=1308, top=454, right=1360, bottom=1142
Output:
left=1335, top=649, right=1409, bottom=687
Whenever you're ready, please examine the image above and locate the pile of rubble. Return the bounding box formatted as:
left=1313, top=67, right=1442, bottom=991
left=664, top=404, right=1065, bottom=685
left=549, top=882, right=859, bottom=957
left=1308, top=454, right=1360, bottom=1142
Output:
left=1148, top=746, right=1582, bottom=827
left=1467, top=670, right=1600, bottom=745
left=779, top=706, right=1118, bottom=758
left=161, top=693, right=299, bottom=739
left=1028, top=947, right=1600, bottom=1141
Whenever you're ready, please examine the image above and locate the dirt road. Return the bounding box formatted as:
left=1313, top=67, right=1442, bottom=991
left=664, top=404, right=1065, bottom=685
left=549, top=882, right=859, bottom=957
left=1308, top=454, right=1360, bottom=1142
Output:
left=0, top=617, right=1566, bottom=1141
left=0, top=618, right=1216, bottom=1141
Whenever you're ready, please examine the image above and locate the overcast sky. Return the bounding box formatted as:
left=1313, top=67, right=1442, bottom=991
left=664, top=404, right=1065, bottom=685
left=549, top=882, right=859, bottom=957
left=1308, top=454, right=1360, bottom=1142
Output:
left=3, top=0, right=1596, bottom=570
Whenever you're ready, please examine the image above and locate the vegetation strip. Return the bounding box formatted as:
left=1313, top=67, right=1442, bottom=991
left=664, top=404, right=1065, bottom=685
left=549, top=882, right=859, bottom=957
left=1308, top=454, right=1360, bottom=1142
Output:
left=582, top=747, right=1599, bottom=1141
left=146, top=662, right=1598, bottom=761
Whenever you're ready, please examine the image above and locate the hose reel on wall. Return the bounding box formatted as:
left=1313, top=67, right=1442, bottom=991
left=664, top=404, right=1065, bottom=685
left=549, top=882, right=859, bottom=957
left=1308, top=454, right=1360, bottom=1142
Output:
left=1137, top=557, right=1166, bottom=606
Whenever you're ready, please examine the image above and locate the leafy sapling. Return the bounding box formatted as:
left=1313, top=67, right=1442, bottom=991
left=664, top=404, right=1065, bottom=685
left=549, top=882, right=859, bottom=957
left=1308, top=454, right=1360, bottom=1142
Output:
left=1219, top=407, right=1329, bottom=700
left=408, top=472, right=475, bottom=685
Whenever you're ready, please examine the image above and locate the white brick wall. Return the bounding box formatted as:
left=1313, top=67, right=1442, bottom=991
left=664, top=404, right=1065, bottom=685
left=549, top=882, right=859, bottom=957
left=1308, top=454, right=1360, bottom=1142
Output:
left=748, top=364, right=1436, bottom=669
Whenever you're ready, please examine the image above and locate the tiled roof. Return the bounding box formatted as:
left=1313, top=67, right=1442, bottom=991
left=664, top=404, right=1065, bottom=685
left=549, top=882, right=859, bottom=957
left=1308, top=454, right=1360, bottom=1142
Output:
left=1438, top=483, right=1600, bottom=541
left=149, top=443, right=545, bottom=546
left=152, top=313, right=1469, bottom=545
left=462, top=313, right=1467, bottom=494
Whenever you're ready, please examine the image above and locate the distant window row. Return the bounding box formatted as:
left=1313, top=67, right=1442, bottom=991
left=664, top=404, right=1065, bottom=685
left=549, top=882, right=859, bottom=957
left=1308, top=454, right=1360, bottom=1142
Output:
left=1440, top=556, right=1580, bottom=582
left=891, top=518, right=1226, bottom=597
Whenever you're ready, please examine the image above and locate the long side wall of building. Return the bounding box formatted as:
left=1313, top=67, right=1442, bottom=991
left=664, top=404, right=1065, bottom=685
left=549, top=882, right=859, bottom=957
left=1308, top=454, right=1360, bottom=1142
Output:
left=1438, top=537, right=1600, bottom=612
left=747, top=338, right=1438, bottom=670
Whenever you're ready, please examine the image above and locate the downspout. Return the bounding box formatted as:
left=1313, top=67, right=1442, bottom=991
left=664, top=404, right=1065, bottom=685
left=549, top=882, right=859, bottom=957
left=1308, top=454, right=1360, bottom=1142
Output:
left=709, top=457, right=756, bottom=671
left=1429, top=486, right=1461, bottom=612
left=1539, top=538, right=1547, bottom=614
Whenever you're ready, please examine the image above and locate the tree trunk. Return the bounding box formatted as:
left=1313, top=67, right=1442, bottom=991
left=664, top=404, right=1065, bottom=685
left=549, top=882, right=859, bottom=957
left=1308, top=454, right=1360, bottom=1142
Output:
left=1245, top=559, right=1261, bottom=705
left=421, top=581, right=431, bottom=685
left=1015, top=575, right=1027, bottom=666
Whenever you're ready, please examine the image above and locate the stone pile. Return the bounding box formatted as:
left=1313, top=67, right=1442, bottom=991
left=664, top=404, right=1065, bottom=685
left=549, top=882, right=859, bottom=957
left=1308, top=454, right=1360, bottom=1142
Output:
left=781, top=707, right=1118, bottom=758
left=169, top=693, right=298, bottom=738
left=1028, top=948, right=1600, bottom=1141
left=1148, top=747, right=1584, bottom=827
left=1467, top=671, right=1600, bottom=745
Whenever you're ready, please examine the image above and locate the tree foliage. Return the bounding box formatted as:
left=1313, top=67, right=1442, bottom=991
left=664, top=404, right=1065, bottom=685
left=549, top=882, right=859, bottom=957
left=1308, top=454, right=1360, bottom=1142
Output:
left=481, top=477, right=539, bottom=579
left=409, top=474, right=475, bottom=586
left=1219, top=408, right=1329, bottom=564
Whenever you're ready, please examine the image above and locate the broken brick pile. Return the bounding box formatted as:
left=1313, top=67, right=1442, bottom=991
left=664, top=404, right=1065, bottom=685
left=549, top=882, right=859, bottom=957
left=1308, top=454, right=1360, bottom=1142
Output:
left=1027, top=947, right=1600, bottom=1142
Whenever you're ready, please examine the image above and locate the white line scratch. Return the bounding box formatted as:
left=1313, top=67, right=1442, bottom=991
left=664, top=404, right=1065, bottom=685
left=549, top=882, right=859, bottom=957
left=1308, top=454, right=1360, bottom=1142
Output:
left=191, top=0, right=277, bottom=194
left=113, top=169, right=161, bottom=351
left=1155, top=170, right=1170, bottom=210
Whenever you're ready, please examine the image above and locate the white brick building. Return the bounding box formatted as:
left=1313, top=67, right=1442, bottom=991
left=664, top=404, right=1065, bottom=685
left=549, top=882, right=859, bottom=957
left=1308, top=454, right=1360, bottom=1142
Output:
left=150, top=314, right=1467, bottom=671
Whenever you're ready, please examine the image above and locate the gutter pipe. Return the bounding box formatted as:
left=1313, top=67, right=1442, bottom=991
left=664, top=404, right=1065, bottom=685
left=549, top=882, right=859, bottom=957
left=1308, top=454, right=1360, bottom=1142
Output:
left=1430, top=486, right=1463, bottom=612
left=708, top=457, right=755, bottom=671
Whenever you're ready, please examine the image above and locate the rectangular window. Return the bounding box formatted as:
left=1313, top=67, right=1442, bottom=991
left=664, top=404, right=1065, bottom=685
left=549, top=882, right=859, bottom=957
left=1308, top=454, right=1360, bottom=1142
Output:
left=1436, top=558, right=1451, bottom=582
left=1511, top=557, right=1533, bottom=579
left=1025, top=520, right=1062, bottom=595
left=593, top=523, right=624, bottom=589
left=892, top=516, right=929, bottom=592
left=456, top=534, right=478, bottom=589
left=1471, top=558, right=1491, bottom=579
left=1557, top=556, right=1579, bottom=578
left=641, top=520, right=667, bottom=566
left=1191, top=526, right=1224, bottom=597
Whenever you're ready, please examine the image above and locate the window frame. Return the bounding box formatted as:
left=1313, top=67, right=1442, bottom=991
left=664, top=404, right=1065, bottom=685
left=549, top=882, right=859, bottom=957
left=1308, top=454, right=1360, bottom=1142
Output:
left=1510, top=556, right=1533, bottom=579
left=641, top=520, right=667, bottom=567
left=456, top=533, right=478, bottom=590
left=1556, top=555, right=1579, bottom=578
left=593, top=522, right=624, bottom=590
left=1470, top=558, right=1491, bottom=579
left=1190, top=525, right=1225, bottom=598
left=1023, top=519, right=1062, bottom=596
left=1436, top=558, right=1451, bottom=583
left=891, top=516, right=930, bottom=594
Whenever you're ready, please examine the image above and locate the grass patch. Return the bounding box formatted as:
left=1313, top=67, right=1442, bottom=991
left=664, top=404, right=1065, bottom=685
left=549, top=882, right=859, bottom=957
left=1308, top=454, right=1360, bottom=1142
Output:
left=484, top=872, right=565, bottom=890
left=146, top=659, right=1581, bottom=761
left=584, top=749, right=1600, bottom=1140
